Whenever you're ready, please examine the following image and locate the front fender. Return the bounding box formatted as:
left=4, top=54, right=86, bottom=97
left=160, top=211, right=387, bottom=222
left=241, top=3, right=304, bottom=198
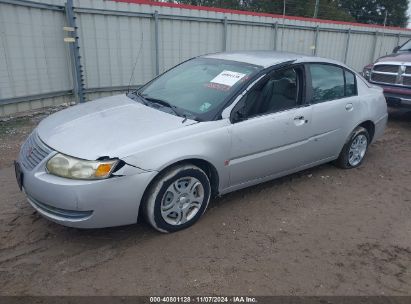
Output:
left=121, top=119, right=232, bottom=191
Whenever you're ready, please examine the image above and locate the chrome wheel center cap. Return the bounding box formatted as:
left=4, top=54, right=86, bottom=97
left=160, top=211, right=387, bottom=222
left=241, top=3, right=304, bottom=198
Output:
left=178, top=195, right=190, bottom=207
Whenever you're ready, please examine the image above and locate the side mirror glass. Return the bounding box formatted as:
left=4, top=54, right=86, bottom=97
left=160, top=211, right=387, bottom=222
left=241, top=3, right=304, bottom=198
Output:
left=393, top=46, right=400, bottom=53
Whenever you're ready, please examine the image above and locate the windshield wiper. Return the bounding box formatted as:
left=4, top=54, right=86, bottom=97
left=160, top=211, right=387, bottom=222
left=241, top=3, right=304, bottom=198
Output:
left=127, top=91, right=149, bottom=106
left=140, top=94, right=195, bottom=121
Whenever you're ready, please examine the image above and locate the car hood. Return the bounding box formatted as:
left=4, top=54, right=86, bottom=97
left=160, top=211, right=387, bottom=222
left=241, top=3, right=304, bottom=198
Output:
left=37, top=94, right=194, bottom=160
left=376, top=52, right=411, bottom=63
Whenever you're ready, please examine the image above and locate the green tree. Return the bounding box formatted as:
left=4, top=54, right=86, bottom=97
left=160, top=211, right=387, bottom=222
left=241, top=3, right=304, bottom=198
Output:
left=172, top=0, right=353, bottom=20
left=337, top=0, right=408, bottom=27
left=165, top=0, right=407, bottom=27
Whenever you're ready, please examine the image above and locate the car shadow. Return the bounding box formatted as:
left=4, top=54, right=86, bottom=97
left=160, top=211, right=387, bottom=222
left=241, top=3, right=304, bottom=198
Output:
left=209, top=163, right=334, bottom=210
left=388, top=108, right=411, bottom=126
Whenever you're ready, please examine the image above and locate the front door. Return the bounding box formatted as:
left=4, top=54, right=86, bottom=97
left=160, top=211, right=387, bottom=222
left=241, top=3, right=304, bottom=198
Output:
left=228, top=65, right=313, bottom=187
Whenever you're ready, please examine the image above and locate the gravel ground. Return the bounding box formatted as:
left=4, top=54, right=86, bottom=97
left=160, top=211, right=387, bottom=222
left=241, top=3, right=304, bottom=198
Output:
left=0, top=108, right=410, bottom=296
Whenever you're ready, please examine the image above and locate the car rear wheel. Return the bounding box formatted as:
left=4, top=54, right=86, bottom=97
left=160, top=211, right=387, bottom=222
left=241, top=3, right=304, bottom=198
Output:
left=144, top=164, right=211, bottom=233
left=336, top=126, right=370, bottom=169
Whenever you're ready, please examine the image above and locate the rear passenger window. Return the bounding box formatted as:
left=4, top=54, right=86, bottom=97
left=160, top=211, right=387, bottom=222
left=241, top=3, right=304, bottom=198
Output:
left=345, top=70, right=357, bottom=97
left=309, top=64, right=345, bottom=103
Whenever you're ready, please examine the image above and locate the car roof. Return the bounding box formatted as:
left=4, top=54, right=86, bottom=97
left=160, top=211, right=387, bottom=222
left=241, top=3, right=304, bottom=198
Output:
left=202, top=51, right=345, bottom=69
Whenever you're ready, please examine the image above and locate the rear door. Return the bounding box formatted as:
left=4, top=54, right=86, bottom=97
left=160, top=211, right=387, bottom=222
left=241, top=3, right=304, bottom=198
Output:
left=228, top=65, right=313, bottom=186
left=306, top=63, right=360, bottom=160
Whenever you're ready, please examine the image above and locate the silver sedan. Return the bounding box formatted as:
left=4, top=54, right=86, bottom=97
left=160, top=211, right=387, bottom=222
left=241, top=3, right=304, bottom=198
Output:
left=15, top=51, right=388, bottom=232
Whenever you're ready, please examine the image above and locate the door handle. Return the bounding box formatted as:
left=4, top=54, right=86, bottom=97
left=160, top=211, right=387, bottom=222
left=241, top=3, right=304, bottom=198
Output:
left=294, top=116, right=304, bottom=120
left=345, top=103, right=353, bottom=111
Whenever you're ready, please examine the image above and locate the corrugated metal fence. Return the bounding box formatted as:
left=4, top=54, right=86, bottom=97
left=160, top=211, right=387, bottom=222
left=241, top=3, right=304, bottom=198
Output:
left=1, top=0, right=411, bottom=116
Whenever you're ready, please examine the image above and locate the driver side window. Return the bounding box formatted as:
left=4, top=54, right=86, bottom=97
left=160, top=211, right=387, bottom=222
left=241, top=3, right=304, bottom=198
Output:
left=238, top=66, right=302, bottom=119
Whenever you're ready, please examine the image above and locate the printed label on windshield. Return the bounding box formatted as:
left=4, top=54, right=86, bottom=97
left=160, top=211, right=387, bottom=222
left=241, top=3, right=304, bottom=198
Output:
left=210, top=70, right=246, bottom=87
left=199, top=102, right=212, bottom=112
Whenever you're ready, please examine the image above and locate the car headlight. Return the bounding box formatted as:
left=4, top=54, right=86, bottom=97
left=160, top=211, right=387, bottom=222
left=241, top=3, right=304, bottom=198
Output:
left=363, top=68, right=371, bottom=79
left=46, top=153, right=118, bottom=180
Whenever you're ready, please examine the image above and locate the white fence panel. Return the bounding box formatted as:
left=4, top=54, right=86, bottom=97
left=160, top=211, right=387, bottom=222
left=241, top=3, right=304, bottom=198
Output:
left=279, top=28, right=316, bottom=55
left=348, top=33, right=377, bottom=71
left=0, top=3, right=71, bottom=100
left=159, top=19, right=223, bottom=73
left=2, top=0, right=411, bottom=116
left=316, top=31, right=347, bottom=63
left=77, top=12, right=155, bottom=89
left=228, top=24, right=273, bottom=51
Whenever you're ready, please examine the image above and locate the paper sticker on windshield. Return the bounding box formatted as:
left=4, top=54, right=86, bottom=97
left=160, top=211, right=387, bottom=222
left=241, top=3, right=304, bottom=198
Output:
left=210, top=70, right=246, bottom=87
left=199, top=102, right=212, bottom=112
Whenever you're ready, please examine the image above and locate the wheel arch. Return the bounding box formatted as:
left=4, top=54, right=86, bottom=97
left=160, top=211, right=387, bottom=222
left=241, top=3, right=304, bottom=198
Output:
left=337, top=119, right=376, bottom=164
left=358, top=120, right=375, bottom=142
left=344, top=120, right=375, bottom=145
left=138, top=158, right=220, bottom=220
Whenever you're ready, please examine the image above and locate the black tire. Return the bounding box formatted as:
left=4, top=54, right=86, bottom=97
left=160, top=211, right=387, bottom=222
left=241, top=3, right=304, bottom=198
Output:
left=144, top=164, right=211, bottom=233
left=336, top=126, right=370, bottom=169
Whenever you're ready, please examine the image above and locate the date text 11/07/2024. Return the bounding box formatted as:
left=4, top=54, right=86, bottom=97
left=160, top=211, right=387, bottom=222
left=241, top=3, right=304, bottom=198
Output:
left=149, top=296, right=258, bottom=303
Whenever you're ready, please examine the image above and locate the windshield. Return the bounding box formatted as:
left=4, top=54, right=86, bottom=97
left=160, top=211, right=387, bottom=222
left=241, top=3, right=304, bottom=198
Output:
left=137, top=58, right=262, bottom=120
left=398, top=39, right=411, bottom=52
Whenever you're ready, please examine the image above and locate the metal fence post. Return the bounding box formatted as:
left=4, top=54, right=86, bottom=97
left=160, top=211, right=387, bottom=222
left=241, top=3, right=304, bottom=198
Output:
left=344, top=28, right=351, bottom=64
left=313, top=25, right=319, bottom=56
left=153, top=11, right=160, bottom=76
left=397, top=33, right=401, bottom=47
left=273, top=22, right=278, bottom=50
left=223, top=16, right=228, bottom=51
left=65, top=0, right=85, bottom=103
left=371, top=31, right=379, bottom=62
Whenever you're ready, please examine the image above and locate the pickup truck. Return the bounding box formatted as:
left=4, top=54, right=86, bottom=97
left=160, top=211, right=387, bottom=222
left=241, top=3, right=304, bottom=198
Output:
left=363, top=39, right=411, bottom=109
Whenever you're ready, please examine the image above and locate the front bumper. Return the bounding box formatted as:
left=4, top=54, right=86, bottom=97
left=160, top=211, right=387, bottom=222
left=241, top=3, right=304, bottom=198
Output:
left=17, top=155, right=157, bottom=228
left=384, top=95, right=411, bottom=108
left=370, top=83, right=411, bottom=108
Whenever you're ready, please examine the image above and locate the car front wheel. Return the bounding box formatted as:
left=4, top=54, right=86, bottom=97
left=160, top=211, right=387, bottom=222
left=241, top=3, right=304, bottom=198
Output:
left=336, top=126, right=370, bottom=169
left=144, top=164, right=211, bottom=233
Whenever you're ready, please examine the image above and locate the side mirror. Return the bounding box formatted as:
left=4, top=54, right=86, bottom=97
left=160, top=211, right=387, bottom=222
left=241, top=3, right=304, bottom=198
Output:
left=221, top=93, right=246, bottom=121
left=232, top=109, right=247, bottom=123
left=393, top=46, right=400, bottom=53
left=231, top=99, right=247, bottom=123
left=221, top=74, right=266, bottom=121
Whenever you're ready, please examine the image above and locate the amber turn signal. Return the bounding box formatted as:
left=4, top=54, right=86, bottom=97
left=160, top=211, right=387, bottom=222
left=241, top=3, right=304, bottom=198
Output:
left=95, top=163, right=114, bottom=177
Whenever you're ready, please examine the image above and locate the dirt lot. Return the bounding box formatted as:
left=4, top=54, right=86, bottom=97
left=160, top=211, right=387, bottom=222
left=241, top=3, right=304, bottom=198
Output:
left=0, top=109, right=410, bottom=296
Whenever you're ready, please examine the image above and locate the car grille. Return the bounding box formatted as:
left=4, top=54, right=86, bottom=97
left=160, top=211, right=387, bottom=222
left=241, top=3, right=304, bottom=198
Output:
left=370, top=63, right=411, bottom=87
left=403, top=76, right=411, bottom=86
left=373, top=65, right=399, bottom=73
left=19, top=131, right=53, bottom=171
left=370, top=73, right=397, bottom=84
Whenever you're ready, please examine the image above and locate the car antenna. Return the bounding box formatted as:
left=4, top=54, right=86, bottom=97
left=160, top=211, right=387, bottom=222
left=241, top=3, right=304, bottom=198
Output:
left=127, top=32, right=144, bottom=94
